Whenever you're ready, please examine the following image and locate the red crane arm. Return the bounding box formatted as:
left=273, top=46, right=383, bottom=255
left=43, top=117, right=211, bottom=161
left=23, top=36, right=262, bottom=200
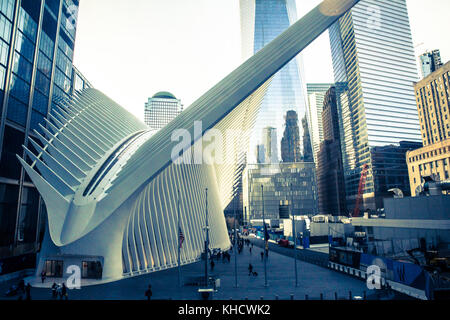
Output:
left=353, top=164, right=369, bottom=218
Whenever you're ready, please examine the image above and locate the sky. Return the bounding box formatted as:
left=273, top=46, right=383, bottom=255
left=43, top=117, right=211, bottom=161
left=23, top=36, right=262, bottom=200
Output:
left=73, top=0, right=450, bottom=121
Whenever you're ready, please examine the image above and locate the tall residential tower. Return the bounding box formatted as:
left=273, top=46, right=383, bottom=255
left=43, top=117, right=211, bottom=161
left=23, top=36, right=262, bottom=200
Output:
left=420, top=49, right=443, bottom=79
left=144, top=91, right=182, bottom=131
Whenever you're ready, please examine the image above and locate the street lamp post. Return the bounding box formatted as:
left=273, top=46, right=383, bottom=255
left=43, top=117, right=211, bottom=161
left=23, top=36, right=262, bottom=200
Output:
left=261, top=185, right=268, bottom=287
left=234, top=191, right=238, bottom=288
left=291, top=183, right=298, bottom=287
left=204, top=188, right=209, bottom=288
left=178, top=188, right=182, bottom=288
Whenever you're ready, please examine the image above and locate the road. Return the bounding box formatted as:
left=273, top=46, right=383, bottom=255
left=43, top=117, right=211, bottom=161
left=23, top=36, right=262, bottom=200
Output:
left=245, top=236, right=329, bottom=268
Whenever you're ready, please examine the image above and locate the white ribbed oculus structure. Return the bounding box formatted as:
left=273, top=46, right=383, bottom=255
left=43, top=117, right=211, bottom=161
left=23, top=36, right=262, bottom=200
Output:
left=18, top=0, right=360, bottom=283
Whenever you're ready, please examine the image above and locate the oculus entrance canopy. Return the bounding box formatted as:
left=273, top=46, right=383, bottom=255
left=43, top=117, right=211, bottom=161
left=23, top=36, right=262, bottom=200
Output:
left=18, top=0, right=360, bottom=283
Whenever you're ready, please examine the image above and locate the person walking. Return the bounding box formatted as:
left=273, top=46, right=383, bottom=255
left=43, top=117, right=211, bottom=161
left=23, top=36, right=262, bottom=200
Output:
left=248, top=264, right=253, bottom=276
left=41, top=271, right=46, bottom=284
left=25, top=283, right=31, bottom=301
left=145, top=285, right=152, bottom=301
left=60, top=283, right=68, bottom=300
left=260, top=251, right=264, bottom=261
left=51, top=283, right=58, bottom=299
left=210, top=260, right=215, bottom=272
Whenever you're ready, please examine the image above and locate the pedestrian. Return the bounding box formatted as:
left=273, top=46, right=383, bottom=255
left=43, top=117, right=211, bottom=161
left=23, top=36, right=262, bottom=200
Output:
left=18, top=279, right=25, bottom=293
left=249, top=247, right=252, bottom=254
left=60, top=283, right=68, bottom=300
left=260, top=251, right=264, bottom=261
left=248, top=264, right=253, bottom=276
left=25, top=283, right=31, bottom=300
left=51, top=283, right=58, bottom=299
left=145, top=285, right=152, bottom=301
left=210, top=260, right=215, bottom=271
left=41, top=271, right=46, bottom=283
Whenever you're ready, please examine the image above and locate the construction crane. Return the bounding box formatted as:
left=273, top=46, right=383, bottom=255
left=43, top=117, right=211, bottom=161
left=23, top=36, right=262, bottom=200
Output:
left=352, top=164, right=369, bottom=218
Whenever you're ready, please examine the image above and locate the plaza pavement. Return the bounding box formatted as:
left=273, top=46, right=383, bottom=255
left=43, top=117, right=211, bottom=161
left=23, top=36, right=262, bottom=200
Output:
left=0, top=241, right=370, bottom=300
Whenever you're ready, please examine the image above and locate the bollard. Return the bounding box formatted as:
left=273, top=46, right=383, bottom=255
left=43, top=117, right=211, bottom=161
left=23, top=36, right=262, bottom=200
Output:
left=320, top=293, right=323, bottom=300
left=290, top=294, right=294, bottom=300
left=349, top=291, right=352, bottom=300
left=335, top=292, right=338, bottom=300
left=305, top=294, right=308, bottom=300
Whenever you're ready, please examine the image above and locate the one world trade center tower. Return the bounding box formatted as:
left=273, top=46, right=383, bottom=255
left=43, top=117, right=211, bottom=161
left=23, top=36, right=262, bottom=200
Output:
left=240, top=0, right=309, bottom=163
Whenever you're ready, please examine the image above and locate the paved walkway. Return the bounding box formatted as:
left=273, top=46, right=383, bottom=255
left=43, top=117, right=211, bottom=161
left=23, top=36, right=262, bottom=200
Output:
left=0, top=243, right=369, bottom=300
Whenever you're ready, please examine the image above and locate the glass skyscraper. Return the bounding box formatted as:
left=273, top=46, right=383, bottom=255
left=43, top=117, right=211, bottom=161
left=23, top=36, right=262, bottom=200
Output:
left=240, top=0, right=308, bottom=163
left=0, top=0, right=82, bottom=272
left=306, top=83, right=333, bottom=164
left=419, top=49, right=443, bottom=79
left=329, top=0, right=422, bottom=211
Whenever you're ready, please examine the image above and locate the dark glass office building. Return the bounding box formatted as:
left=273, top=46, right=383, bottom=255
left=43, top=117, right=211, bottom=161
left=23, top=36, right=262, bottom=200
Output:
left=329, top=0, right=423, bottom=211
left=0, top=0, right=82, bottom=274
left=316, top=86, right=347, bottom=216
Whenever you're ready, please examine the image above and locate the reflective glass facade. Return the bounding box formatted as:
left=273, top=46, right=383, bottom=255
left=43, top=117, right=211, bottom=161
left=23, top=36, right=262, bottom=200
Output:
left=329, top=0, right=422, bottom=211
left=306, top=83, right=333, bottom=164
left=419, top=49, right=443, bottom=79
left=243, top=162, right=318, bottom=221
left=240, top=0, right=308, bottom=162
left=0, top=0, right=82, bottom=268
